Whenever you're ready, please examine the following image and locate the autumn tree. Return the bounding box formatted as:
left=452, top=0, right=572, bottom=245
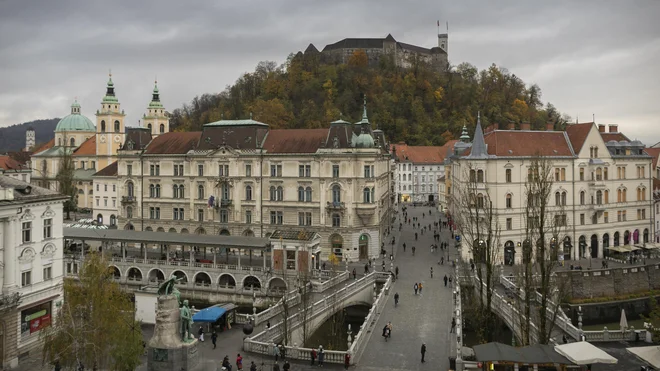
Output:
left=42, top=253, right=143, bottom=370
left=451, top=163, right=500, bottom=343
left=56, top=135, right=78, bottom=220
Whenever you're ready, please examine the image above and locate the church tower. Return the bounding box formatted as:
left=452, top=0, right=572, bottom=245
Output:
left=142, top=80, right=169, bottom=137
left=438, top=21, right=448, bottom=53
left=95, top=73, right=126, bottom=166
left=25, top=127, right=35, bottom=151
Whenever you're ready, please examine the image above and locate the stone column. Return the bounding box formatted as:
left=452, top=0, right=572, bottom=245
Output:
left=237, top=248, right=241, bottom=268
left=3, top=217, right=17, bottom=290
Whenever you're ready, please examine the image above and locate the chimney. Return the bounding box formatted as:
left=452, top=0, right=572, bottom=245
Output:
left=598, top=124, right=606, bottom=133
left=546, top=122, right=555, bottom=131
left=520, top=122, right=531, bottom=131
left=609, top=124, right=618, bottom=133
left=508, top=123, right=515, bottom=130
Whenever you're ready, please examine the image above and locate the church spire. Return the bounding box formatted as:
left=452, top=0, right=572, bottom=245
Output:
left=459, top=125, right=470, bottom=142
left=468, top=111, right=489, bottom=159
left=152, top=79, right=160, bottom=102
left=102, top=71, right=119, bottom=103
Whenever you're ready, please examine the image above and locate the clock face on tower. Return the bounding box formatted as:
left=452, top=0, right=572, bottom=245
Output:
left=114, top=135, right=122, bottom=143
left=99, top=134, right=106, bottom=143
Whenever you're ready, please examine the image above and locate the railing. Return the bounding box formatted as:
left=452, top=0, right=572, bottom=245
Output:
left=253, top=287, right=302, bottom=326
left=312, top=271, right=349, bottom=292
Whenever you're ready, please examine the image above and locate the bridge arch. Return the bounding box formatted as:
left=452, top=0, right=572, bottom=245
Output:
left=267, top=277, right=287, bottom=294
left=171, top=270, right=188, bottom=283
left=218, top=273, right=236, bottom=288
left=243, top=275, right=261, bottom=290
left=148, top=268, right=165, bottom=283
left=126, top=267, right=143, bottom=281
left=109, top=265, right=121, bottom=279
left=194, top=271, right=212, bottom=286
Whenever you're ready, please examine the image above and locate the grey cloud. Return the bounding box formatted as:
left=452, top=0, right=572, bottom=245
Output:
left=1, top=0, right=659, bottom=144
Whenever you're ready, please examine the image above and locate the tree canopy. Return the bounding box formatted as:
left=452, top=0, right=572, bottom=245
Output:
left=170, top=51, right=569, bottom=145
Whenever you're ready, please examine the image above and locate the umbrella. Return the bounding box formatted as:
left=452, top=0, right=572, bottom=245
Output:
left=620, top=309, right=629, bottom=332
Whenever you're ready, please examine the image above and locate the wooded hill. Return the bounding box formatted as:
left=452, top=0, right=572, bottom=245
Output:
left=0, top=118, right=59, bottom=153
left=170, top=50, right=570, bottom=146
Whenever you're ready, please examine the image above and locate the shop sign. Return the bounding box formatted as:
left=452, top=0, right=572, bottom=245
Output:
left=30, top=314, right=51, bottom=333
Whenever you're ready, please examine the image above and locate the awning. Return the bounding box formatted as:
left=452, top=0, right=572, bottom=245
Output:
left=608, top=246, right=629, bottom=253
left=636, top=243, right=660, bottom=250
left=554, top=342, right=618, bottom=365
left=192, top=306, right=227, bottom=322
left=627, top=346, right=660, bottom=368
left=474, top=342, right=572, bottom=365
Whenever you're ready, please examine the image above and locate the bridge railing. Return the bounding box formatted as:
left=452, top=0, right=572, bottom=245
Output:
left=253, top=287, right=302, bottom=326
left=312, top=271, right=349, bottom=293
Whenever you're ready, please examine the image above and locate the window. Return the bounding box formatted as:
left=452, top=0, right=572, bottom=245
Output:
left=197, top=184, right=205, bottom=200
left=104, top=199, right=107, bottom=207
left=173, top=208, right=184, bottom=220
left=21, top=271, right=31, bottom=287
left=127, top=182, right=134, bottom=197
left=596, top=168, right=602, bottom=181
left=617, top=211, right=622, bottom=222
left=299, top=164, right=311, bottom=177
left=506, top=218, right=512, bottom=230
left=126, top=207, right=133, bottom=218
left=604, top=190, right=609, bottom=203
left=592, top=213, right=597, bottom=224
left=220, top=210, right=228, bottom=223
left=561, top=168, right=566, bottom=181
left=43, top=266, right=52, bottom=280
left=172, top=184, right=183, bottom=199
left=149, top=184, right=161, bottom=198
left=363, top=188, right=372, bottom=203
left=604, top=212, right=608, bottom=223
left=245, top=164, right=252, bottom=177
left=43, top=219, right=52, bottom=239
left=101, top=120, right=106, bottom=132
left=270, top=211, right=283, bottom=225
left=245, top=210, right=252, bottom=224
left=622, top=210, right=627, bottom=221
left=276, top=186, right=283, bottom=201
left=580, top=213, right=585, bottom=225
left=96, top=199, right=99, bottom=206
left=96, top=184, right=99, bottom=192
left=127, top=164, right=132, bottom=176
left=270, top=164, right=282, bottom=177
left=198, top=164, right=204, bottom=177
left=114, top=120, right=120, bottom=132
left=596, top=190, right=603, bottom=204
left=174, top=164, right=184, bottom=176
left=22, top=222, right=31, bottom=243
left=505, top=169, right=511, bottom=183
left=332, top=213, right=340, bottom=227
left=555, top=168, right=560, bottom=181
left=364, top=165, right=374, bottom=178
left=219, top=164, right=229, bottom=176
left=220, top=183, right=230, bottom=201
left=332, top=164, right=339, bottom=178
left=270, top=186, right=276, bottom=201
left=245, top=185, right=253, bottom=201
left=298, top=187, right=305, bottom=202
left=305, top=187, right=312, bottom=202
left=422, top=175, right=426, bottom=183
left=506, top=194, right=512, bottom=208
left=604, top=167, right=608, bottom=180
left=332, top=185, right=341, bottom=203
left=470, top=169, right=476, bottom=182
left=70, top=138, right=75, bottom=147
left=477, top=170, right=484, bottom=183
left=298, top=212, right=312, bottom=226
left=159, top=123, right=164, bottom=133
left=91, top=161, right=95, bottom=169
left=561, top=191, right=567, bottom=206
left=555, top=192, right=561, bottom=206
left=149, top=164, right=160, bottom=176
left=580, top=191, right=585, bottom=205
left=579, top=168, right=584, bottom=181
left=197, top=209, right=204, bottom=222
left=149, top=207, right=161, bottom=219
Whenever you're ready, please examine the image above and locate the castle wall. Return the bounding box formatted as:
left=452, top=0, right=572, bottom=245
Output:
left=559, top=263, right=660, bottom=299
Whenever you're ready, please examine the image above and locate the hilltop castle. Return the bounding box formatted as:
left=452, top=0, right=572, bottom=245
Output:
left=304, top=32, right=448, bottom=70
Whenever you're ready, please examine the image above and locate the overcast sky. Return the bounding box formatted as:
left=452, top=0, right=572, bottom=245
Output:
left=1, top=0, right=659, bottom=144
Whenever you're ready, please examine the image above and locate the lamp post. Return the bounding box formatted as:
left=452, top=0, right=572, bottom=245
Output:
left=347, top=324, right=353, bottom=348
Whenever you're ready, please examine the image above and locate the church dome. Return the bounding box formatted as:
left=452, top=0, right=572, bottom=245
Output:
left=55, top=100, right=95, bottom=132
left=354, top=132, right=375, bottom=148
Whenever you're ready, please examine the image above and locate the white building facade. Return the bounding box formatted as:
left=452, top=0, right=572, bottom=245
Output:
left=92, top=161, right=119, bottom=227
left=391, top=143, right=452, bottom=204
left=449, top=120, right=653, bottom=265
left=0, top=176, right=66, bottom=368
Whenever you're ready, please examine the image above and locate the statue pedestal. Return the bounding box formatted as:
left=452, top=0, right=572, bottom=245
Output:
left=147, top=295, right=200, bottom=371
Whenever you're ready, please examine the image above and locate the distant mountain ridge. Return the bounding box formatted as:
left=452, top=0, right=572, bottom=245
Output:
left=0, top=119, right=59, bottom=153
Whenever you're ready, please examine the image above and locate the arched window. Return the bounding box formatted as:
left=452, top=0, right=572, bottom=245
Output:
left=617, top=189, right=622, bottom=202
left=58, top=138, right=62, bottom=146
left=371, top=187, right=375, bottom=203
left=561, top=191, right=567, bottom=206
left=403, top=174, right=407, bottom=181
left=305, top=187, right=312, bottom=202
left=469, top=169, right=476, bottom=182
left=269, top=186, right=276, bottom=201
left=596, top=190, right=602, bottom=205
left=114, top=120, right=120, bottom=132
left=127, top=182, right=134, bottom=197
left=505, top=168, right=512, bottom=183
left=604, top=167, right=608, bottom=180
left=555, top=192, right=561, bottom=206
left=97, top=214, right=103, bottom=224
left=126, top=207, right=133, bottom=218
left=155, top=184, right=161, bottom=198
left=363, top=188, right=371, bottom=203
left=109, top=215, right=116, bottom=226
left=276, top=186, right=283, bottom=201
left=159, top=124, right=165, bottom=133
left=332, top=213, right=341, bottom=227
left=623, top=188, right=627, bottom=202
left=506, top=194, right=512, bottom=208
left=148, top=123, right=152, bottom=131
left=332, top=185, right=341, bottom=203
left=149, top=184, right=155, bottom=197
left=580, top=191, right=585, bottom=205
left=245, top=185, right=252, bottom=201
left=100, top=120, right=106, bottom=132
left=477, top=193, right=484, bottom=208
left=596, top=168, right=602, bottom=181
left=198, top=184, right=204, bottom=200
left=298, top=187, right=305, bottom=202
left=70, top=137, right=75, bottom=147
left=604, top=190, right=609, bottom=203
left=477, top=169, right=484, bottom=183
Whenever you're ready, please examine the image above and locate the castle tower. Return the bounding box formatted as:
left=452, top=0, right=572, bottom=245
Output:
left=95, top=73, right=126, bottom=162
left=438, top=32, right=448, bottom=53
left=142, top=80, right=169, bottom=137
left=25, top=127, right=35, bottom=151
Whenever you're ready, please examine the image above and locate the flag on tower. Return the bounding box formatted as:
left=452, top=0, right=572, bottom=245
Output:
left=437, top=20, right=440, bottom=27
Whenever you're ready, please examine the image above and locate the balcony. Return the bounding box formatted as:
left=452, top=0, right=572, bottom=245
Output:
left=220, top=199, right=232, bottom=208
left=591, top=203, right=606, bottom=212
left=326, top=201, right=346, bottom=211
left=588, top=180, right=606, bottom=189
left=121, top=196, right=135, bottom=204
left=355, top=202, right=377, bottom=221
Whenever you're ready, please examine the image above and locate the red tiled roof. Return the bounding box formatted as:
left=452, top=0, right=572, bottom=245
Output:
left=600, top=132, right=629, bottom=142
left=73, top=136, right=97, bottom=156
left=482, top=130, right=573, bottom=157
left=93, top=161, right=118, bottom=177
left=262, top=129, right=329, bottom=153
left=565, top=123, right=593, bottom=153
left=644, top=148, right=660, bottom=169
left=145, top=132, right=201, bottom=154
left=32, top=138, right=55, bottom=154
left=0, top=156, right=25, bottom=171
left=392, top=144, right=447, bottom=164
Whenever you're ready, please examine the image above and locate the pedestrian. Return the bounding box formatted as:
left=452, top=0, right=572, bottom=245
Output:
left=412, top=246, right=416, bottom=255
left=318, top=345, right=325, bottom=367
left=273, top=344, right=280, bottom=362
left=471, top=262, right=475, bottom=271
left=364, top=263, right=369, bottom=274
left=430, top=267, right=433, bottom=278
left=280, top=345, right=286, bottom=360
left=352, top=268, right=357, bottom=280
left=250, top=361, right=257, bottom=371
left=344, top=352, right=351, bottom=369
left=395, top=266, right=399, bottom=278
left=418, top=282, right=423, bottom=294
left=212, top=331, right=218, bottom=349
left=403, top=243, right=406, bottom=252
left=450, top=317, right=456, bottom=333
left=236, top=354, right=243, bottom=370
left=421, top=343, right=427, bottom=363
left=283, top=360, right=290, bottom=371
left=222, top=356, right=233, bottom=371
left=444, top=274, right=448, bottom=287
left=381, top=261, right=385, bottom=271
left=273, top=363, right=280, bottom=371
left=449, top=275, right=453, bottom=287
left=266, top=320, right=271, bottom=329
left=54, top=360, right=62, bottom=371
left=414, top=282, right=418, bottom=295
left=322, top=262, right=326, bottom=270
left=389, top=254, right=393, bottom=261
left=311, top=347, right=317, bottom=365
left=198, top=326, right=204, bottom=342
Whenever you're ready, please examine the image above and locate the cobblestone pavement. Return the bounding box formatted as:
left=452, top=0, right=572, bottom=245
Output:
left=357, top=205, right=457, bottom=371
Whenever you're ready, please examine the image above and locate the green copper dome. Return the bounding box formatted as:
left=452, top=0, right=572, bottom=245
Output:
left=102, top=74, right=119, bottom=103
left=354, top=132, right=375, bottom=148
left=148, top=81, right=164, bottom=109
left=55, top=101, right=96, bottom=132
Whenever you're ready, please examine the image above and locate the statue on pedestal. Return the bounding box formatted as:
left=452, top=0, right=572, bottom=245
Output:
left=180, top=300, right=194, bottom=342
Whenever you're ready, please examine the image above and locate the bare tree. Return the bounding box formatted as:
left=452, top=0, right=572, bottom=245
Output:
left=297, top=231, right=313, bottom=345
left=451, top=163, right=500, bottom=343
